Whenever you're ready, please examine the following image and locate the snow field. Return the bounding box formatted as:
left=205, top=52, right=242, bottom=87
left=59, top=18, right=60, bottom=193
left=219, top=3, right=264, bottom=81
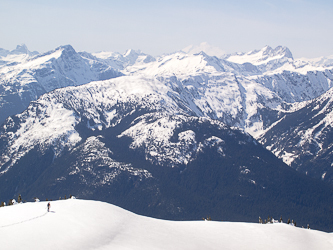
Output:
left=0, top=199, right=332, bottom=250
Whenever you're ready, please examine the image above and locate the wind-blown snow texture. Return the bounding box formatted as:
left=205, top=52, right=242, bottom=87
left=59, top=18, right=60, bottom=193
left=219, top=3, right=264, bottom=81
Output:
left=0, top=199, right=332, bottom=250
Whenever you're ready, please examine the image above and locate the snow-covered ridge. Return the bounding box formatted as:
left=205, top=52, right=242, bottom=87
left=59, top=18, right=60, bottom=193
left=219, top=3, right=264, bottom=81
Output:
left=119, top=114, right=229, bottom=167
left=0, top=199, right=331, bottom=250
left=225, top=45, right=293, bottom=66
left=90, top=48, right=156, bottom=71
left=259, top=86, right=333, bottom=175
left=0, top=44, right=39, bottom=67
left=0, top=75, right=184, bottom=172
left=0, top=44, right=122, bottom=124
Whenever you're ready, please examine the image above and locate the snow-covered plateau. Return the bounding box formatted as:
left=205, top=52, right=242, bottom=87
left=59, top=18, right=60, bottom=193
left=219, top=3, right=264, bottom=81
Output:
left=0, top=199, right=332, bottom=250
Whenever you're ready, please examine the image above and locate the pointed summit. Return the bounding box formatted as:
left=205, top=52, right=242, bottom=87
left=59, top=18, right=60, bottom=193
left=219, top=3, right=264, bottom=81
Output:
left=261, top=45, right=293, bottom=60
left=123, top=49, right=142, bottom=65
left=13, top=44, right=29, bottom=54
left=9, top=44, right=39, bottom=56
left=54, top=44, right=77, bottom=55
left=124, top=49, right=141, bottom=58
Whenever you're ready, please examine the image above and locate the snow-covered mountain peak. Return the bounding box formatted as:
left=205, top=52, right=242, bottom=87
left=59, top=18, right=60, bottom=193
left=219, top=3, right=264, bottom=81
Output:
left=90, top=49, right=155, bottom=70
left=56, top=44, right=76, bottom=52
left=2, top=45, right=77, bottom=74
left=9, top=44, right=39, bottom=56
left=11, top=44, right=29, bottom=54
left=182, top=42, right=226, bottom=57
left=270, top=46, right=293, bottom=59
left=126, top=51, right=225, bottom=78
left=91, top=50, right=120, bottom=59
left=226, top=45, right=293, bottom=66
left=124, top=48, right=141, bottom=57
left=297, top=54, right=333, bottom=68
left=124, top=49, right=156, bottom=65
left=0, top=44, right=39, bottom=67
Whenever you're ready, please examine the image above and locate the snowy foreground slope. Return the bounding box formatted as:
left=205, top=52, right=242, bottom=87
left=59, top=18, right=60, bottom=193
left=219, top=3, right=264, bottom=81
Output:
left=0, top=199, right=332, bottom=250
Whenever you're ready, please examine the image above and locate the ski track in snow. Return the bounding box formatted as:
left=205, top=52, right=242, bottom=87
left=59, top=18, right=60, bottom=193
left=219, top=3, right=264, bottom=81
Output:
left=0, top=199, right=332, bottom=250
left=0, top=211, right=48, bottom=228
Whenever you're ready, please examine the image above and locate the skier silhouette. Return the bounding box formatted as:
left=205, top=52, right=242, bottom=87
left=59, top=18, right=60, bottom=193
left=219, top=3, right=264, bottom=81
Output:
left=47, top=202, right=51, bottom=212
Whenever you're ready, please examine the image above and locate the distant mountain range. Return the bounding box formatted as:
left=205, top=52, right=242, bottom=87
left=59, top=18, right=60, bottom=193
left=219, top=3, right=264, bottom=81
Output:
left=1, top=43, right=333, bottom=231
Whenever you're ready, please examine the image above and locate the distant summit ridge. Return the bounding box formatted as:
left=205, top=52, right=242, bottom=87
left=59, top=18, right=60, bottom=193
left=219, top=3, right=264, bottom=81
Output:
left=10, top=44, right=39, bottom=56
left=246, top=45, right=293, bottom=59
left=182, top=42, right=226, bottom=57
left=0, top=44, right=39, bottom=58
left=225, top=45, right=293, bottom=66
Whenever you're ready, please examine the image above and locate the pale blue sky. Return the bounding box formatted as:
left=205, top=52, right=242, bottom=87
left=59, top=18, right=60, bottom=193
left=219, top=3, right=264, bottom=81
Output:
left=1, top=0, right=332, bottom=58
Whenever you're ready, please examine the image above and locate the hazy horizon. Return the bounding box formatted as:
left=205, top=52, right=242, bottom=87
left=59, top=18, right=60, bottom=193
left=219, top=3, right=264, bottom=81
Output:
left=1, top=0, right=333, bottom=58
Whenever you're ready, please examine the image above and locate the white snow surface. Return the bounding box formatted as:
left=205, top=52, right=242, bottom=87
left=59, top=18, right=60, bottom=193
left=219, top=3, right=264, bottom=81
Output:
left=0, top=199, right=331, bottom=250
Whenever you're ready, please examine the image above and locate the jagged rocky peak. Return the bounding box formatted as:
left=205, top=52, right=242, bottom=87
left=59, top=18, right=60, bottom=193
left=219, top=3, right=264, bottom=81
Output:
left=124, top=48, right=141, bottom=57
left=10, top=44, right=39, bottom=56
left=261, top=45, right=293, bottom=60
left=32, top=44, right=80, bottom=63
left=225, top=45, right=293, bottom=65
left=124, top=49, right=148, bottom=64
left=123, top=49, right=156, bottom=65
left=12, top=44, right=29, bottom=54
